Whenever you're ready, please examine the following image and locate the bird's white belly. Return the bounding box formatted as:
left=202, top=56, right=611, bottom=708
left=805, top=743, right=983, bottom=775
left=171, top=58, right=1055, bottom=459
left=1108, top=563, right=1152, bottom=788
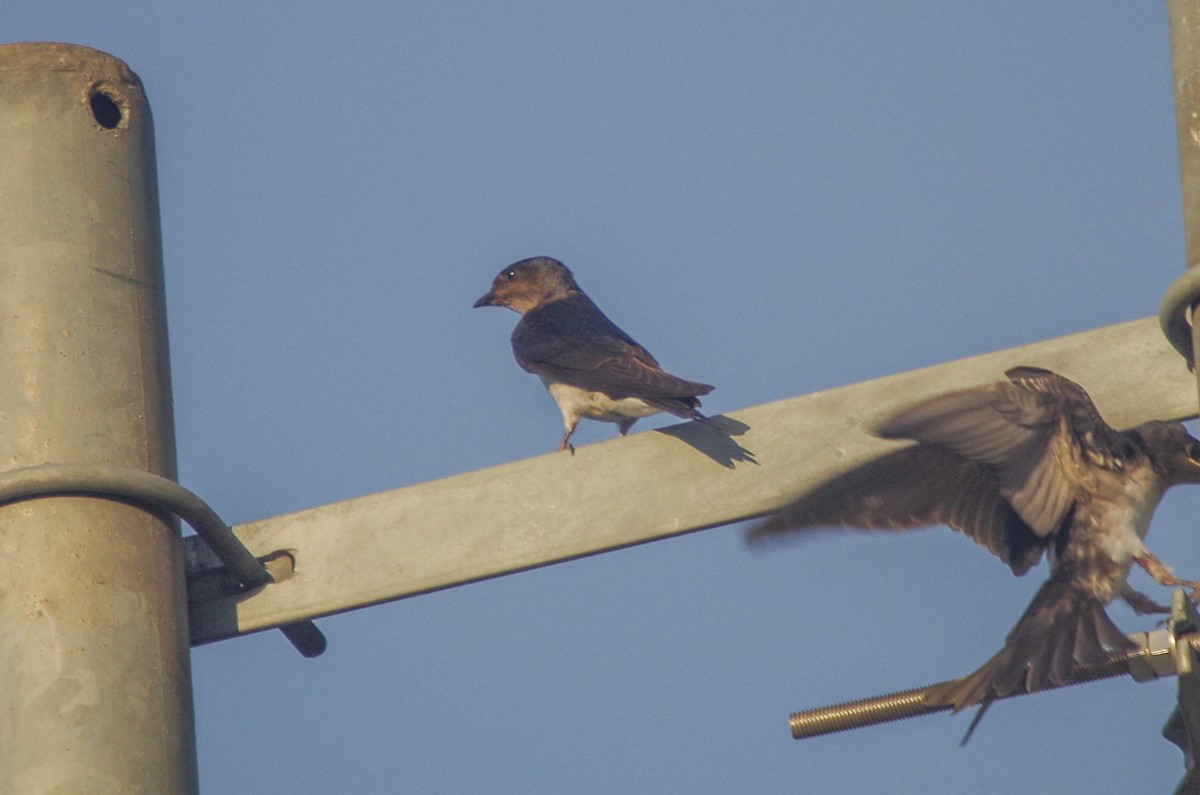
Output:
left=543, top=380, right=660, bottom=423
left=1089, top=469, right=1164, bottom=569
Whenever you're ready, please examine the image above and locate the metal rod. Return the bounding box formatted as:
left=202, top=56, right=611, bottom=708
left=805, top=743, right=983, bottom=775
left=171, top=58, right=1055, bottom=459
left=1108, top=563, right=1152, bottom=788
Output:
left=0, top=463, right=326, bottom=657
left=789, top=630, right=1177, bottom=740
left=0, top=465, right=266, bottom=584
left=790, top=684, right=947, bottom=740
left=0, top=42, right=197, bottom=792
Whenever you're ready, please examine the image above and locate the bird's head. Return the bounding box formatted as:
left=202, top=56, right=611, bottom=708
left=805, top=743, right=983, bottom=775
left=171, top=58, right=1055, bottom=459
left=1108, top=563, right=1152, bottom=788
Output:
left=1136, top=420, right=1200, bottom=486
left=473, top=256, right=580, bottom=315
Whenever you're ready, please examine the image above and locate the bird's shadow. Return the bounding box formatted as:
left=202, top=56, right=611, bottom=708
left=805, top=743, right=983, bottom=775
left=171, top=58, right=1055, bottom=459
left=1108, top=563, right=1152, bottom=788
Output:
left=655, top=415, right=757, bottom=468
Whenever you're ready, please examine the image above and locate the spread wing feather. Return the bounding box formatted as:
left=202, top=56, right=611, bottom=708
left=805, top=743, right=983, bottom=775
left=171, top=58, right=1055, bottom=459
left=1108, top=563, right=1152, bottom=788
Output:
left=875, top=367, right=1127, bottom=538
left=746, top=444, right=1047, bottom=575
left=748, top=367, right=1133, bottom=571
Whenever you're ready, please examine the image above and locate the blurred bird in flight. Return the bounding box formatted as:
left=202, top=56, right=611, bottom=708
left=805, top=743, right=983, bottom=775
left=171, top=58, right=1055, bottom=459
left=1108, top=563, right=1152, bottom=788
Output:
left=748, top=366, right=1200, bottom=736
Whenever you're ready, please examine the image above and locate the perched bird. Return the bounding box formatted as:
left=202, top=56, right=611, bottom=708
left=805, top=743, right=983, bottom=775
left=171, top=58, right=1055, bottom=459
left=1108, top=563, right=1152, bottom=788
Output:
left=747, top=366, right=1200, bottom=719
left=474, top=256, right=714, bottom=452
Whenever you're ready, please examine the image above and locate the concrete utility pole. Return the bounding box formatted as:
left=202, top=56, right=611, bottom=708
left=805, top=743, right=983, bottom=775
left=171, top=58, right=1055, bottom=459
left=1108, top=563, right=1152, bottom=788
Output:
left=0, top=43, right=197, bottom=793
left=1159, top=2, right=1200, bottom=790
left=1166, top=0, right=1200, bottom=382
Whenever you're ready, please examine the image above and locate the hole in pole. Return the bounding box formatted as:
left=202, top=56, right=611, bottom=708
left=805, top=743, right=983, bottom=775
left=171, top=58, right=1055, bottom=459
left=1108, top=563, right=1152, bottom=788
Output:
left=88, top=88, right=123, bottom=130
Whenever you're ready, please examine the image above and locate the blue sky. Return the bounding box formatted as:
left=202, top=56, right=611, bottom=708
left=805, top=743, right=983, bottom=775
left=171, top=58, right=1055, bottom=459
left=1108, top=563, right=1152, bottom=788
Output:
left=8, top=3, right=1197, bottom=793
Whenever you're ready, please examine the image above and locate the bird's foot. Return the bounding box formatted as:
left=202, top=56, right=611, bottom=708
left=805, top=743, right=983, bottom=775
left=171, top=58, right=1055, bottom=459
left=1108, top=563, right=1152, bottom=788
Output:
left=1135, top=552, right=1200, bottom=602
left=1120, top=586, right=1171, bottom=615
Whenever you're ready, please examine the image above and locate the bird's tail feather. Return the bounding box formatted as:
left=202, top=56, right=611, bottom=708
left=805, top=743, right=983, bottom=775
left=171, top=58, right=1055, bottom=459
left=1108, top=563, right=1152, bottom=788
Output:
left=644, top=396, right=710, bottom=422
left=689, top=408, right=745, bottom=434
left=925, top=577, right=1135, bottom=716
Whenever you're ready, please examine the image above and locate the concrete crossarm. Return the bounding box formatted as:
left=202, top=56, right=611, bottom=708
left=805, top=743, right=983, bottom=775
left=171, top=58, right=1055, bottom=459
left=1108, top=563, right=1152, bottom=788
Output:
left=188, top=316, right=1198, bottom=644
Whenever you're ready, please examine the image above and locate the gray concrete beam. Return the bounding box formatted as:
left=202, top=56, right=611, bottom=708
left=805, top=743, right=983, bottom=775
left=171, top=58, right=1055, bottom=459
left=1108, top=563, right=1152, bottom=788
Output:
left=189, top=316, right=1194, bottom=646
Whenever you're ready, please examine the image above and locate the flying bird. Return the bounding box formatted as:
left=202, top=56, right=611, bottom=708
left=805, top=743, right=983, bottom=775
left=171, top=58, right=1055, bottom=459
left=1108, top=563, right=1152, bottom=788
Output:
left=747, top=366, right=1200, bottom=719
left=474, top=256, right=714, bottom=453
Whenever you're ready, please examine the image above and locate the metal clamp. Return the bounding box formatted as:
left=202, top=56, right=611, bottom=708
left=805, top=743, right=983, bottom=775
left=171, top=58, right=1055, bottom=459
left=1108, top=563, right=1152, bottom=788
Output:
left=0, top=463, right=325, bottom=657
left=1158, top=267, right=1200, bottom=365
left=1126, top=629, right=1178, bottom=682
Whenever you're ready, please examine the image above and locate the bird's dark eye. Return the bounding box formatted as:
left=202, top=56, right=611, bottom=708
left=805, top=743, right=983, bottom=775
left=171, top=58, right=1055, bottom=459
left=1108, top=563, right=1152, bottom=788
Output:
left=504, top=269, right=517, bottom=280
left=1188, top=443, right=1200, bottom=463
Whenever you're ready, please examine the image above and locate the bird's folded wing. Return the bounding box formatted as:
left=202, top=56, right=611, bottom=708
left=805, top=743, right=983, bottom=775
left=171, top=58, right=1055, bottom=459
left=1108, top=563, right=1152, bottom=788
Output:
left=513, top=297, right=713, bottom=399
left=745, top=445, right=1048, bottom=575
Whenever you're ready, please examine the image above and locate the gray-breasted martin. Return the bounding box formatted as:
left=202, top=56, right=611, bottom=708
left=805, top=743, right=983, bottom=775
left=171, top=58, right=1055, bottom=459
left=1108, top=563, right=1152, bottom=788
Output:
left=475, top=256, right=714, bottom=453
left=748, top=366, right=1200, bottom=718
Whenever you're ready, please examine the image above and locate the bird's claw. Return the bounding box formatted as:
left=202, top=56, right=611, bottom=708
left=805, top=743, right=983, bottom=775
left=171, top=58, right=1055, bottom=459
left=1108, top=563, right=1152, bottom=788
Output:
left=1121, top=587, right=1172, bottom=615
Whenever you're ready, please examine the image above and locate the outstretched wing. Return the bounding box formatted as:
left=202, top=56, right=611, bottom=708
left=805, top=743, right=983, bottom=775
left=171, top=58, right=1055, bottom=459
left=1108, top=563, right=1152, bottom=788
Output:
left=746, top=444, right=1048, bottom=575
left=512, top=294, right=714, bottom=401
left=876, top=366, right=1126, bottom=538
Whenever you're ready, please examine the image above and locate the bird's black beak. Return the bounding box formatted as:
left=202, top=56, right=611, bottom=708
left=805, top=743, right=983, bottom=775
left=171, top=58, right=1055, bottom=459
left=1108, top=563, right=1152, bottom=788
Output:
left=473, top=292, right=496, bottom=308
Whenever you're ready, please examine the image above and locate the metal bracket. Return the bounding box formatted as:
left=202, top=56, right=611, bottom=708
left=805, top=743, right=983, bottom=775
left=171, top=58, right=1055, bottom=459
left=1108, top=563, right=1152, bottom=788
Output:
left=0, top=463, right=325, bottom=657
left=786, top=590, right=1200, bottom=792
left=1158, top=268, right=1200, bottom=366
left=1162, top=592, right=1200, bottom=794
